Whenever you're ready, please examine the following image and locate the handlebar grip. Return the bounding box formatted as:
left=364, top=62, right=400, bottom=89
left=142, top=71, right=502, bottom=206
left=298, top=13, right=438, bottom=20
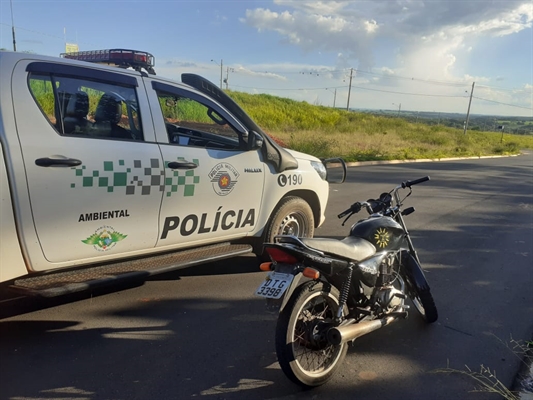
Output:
left=402, top=176, right=430, bottom=188
left=338, top=209, right=351, bottom=218
left=338, top=202, right=361, bottom=218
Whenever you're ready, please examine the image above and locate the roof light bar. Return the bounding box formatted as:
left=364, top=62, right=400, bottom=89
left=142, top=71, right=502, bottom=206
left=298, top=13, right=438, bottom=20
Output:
left=60, top=49, right=156, bottom=75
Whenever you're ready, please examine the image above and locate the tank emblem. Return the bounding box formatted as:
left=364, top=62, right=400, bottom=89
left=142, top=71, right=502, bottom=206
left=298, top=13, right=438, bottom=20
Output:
left=374, top=228, right=390, bottom=248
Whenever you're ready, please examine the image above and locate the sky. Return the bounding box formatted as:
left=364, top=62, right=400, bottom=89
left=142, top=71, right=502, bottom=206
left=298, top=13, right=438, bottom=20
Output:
left=1, top=0, right=532, bottom=117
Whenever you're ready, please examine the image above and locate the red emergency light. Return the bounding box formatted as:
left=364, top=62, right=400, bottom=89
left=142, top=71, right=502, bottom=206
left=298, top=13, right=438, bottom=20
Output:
left=60, top=49, right=156, bottom=75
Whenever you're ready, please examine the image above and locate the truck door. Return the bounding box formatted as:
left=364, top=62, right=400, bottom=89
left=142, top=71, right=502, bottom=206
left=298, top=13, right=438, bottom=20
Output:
left=12, top=61, right=164, bottom=268
left=146, top=80, right=266, bottom=249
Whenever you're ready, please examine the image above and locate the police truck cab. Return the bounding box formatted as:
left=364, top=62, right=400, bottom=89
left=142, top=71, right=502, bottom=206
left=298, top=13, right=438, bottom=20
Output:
left=0, top=49, right=344, bottom=297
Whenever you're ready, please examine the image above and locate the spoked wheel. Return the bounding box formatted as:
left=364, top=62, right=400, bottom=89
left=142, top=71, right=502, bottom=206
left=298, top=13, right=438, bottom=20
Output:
left=410, top=287, right=438, bottom=323
left=275, top=281, right=347, bottom=387
left=401, top=252, right=438, bottom=324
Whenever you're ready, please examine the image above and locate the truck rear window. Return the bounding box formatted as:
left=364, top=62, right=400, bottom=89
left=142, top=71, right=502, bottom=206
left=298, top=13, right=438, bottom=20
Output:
left=28, top=72, right=143, bottom=141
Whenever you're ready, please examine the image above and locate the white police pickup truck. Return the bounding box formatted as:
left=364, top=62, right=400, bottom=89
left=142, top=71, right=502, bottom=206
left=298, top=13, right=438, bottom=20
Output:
left=0, top=49, right=345, bottom=297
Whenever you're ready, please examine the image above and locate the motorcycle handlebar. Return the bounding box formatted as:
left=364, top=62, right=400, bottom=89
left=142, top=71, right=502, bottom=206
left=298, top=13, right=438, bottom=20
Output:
left=339, top=177, right=429, bottom=220
left=401, top=176, right=430, bottom=189
left=338, top=202, right=361, bottom=218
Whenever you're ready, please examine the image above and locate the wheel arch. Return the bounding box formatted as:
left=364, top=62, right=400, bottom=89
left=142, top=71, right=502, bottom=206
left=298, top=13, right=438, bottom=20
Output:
left=281, top=189, right=321, bottom=229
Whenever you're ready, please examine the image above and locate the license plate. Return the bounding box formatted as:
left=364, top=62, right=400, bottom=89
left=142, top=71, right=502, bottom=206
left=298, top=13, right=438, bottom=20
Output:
left=255, top=272, right=294, bottom=299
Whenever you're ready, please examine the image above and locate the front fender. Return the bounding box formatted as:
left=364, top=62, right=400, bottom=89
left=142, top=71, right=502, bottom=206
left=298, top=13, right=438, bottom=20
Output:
left=400, top=250, right=430, bottom=292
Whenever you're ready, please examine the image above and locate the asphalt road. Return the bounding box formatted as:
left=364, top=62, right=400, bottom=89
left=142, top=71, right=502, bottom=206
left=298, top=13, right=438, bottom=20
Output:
left=1, top=153, right=532, bottom=400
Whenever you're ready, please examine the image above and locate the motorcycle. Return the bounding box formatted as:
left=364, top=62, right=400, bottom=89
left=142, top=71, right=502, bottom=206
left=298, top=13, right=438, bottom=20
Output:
left=254, top=176, right=438, bottom=387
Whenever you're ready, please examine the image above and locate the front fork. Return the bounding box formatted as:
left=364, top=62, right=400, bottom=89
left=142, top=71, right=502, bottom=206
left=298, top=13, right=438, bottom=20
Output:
left=396, top=211, right=420, bottom=263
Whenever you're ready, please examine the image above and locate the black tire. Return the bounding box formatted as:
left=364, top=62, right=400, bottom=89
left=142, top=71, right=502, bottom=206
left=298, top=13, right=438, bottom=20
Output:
left=254, top=196, right=315, bottom=257
left=275, top=281, right=347, bottom=387
left=401, top=252, right=438, bottom=324
left=410, top=287, right=438, bottom=323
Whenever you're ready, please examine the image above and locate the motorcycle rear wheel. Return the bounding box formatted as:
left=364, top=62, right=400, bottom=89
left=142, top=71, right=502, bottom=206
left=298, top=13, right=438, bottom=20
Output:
left=275, top=281, right=347, bottom=387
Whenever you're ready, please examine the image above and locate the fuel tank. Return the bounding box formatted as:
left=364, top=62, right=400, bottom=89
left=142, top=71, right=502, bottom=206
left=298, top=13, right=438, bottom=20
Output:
left=349, top=215, right=405, bottom=251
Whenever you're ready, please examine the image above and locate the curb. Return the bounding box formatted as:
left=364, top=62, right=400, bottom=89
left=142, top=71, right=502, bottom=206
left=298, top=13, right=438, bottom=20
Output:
left=339, top=154, right=520, bottom=168
left=517, top=363, right=533, bottom=400
left=514, top=337, right=533, bottom=400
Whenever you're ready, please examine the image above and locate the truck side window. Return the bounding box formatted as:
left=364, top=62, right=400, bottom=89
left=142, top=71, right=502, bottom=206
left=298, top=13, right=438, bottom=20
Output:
left=28, top=73, right=143, bottom=141
left=156, top=90, right=241, bottom=150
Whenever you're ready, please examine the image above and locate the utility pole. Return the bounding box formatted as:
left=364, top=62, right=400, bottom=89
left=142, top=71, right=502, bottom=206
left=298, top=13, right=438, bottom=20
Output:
left=225, top=67, right=229, bottom=90
left=219, top=59, right=223, bottom=89
left=224, top=67, right=234, bottom=90
left=393, top=103, right=401, bottom=117
left=10, top=0, right=17, bottom=51
left=211, top=59, right=223, bottom=89
left=325, top=88, right=337, bottom=108
left=463, top=81, right=475, bottom=135
left=346, top=68, right=353, bottom=111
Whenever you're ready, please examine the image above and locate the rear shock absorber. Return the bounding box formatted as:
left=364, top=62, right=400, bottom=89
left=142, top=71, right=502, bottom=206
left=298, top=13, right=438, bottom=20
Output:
left=336, top=265, right=353, bottom=321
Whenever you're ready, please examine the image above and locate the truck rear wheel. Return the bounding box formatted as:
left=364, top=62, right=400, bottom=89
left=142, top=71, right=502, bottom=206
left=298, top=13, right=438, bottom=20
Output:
left=255, top=196, right=314, bottom=257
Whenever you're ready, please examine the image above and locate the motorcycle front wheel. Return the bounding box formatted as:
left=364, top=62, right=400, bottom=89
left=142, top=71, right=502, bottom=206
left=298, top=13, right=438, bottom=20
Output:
left=410, top=286, right=438, bottom=323
left=275, top=281, right=347, bottom=387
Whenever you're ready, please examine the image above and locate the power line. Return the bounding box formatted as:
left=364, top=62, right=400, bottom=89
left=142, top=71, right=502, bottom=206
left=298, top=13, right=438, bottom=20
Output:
left=2, top=20, right=529, bottom=97
left=475, top=84, right=533, bottom=93
left=239, top=67, right=530, bottom=93
left=349, top=85, right=467, bottom=98
left=250, top=67, right=471, bottom=88
left=231, top=84, right=349, bottom=91
left=354, top=69, right=469, bottom=88
left=472, top=96, right=533, bottom=111
left=0, top=22, right=97, bottom=46
left=231, top=83, right=468, bottom=98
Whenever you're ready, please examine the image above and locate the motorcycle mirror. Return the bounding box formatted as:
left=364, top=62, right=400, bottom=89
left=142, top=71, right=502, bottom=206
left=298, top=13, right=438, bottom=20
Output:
left=379, top=192, right=392, bottom=203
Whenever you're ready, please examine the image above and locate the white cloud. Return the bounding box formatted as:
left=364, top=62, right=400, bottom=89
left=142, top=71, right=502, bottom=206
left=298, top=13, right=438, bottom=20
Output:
left=241, top=7, right=378, bottom=69
left=232, top=65, right=287, bottom=81
left=241, top=0, right=532, bottom=80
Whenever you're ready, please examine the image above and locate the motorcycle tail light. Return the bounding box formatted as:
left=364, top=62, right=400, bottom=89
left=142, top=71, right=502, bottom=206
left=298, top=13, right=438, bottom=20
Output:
left=266, top=247, right=298, bottom=264
left=303, top=267, right=320, bottom=280
left=259, top=262, right=273, bottom=271
left=302, top=267, right=320, bottom=280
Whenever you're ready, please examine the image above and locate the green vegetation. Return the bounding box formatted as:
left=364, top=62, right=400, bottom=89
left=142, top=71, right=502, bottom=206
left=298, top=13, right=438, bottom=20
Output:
left=26, top=79, right=533, bottom=162
left=227, top=90, right=533, bottom=162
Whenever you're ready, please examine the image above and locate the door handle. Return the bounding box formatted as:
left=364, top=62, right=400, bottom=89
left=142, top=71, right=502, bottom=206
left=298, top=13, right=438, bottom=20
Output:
left=167, top=161, right=198, bottom=170
left=35, top=157, right=82, bottom=167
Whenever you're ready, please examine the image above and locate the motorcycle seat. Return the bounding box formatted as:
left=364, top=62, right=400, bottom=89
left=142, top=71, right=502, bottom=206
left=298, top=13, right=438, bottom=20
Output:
left=299, top=236, right=376, bottom=262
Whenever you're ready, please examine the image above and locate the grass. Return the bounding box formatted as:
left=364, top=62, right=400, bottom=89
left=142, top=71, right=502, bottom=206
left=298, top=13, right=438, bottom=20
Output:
left=27, top=80, right=533, bottom=161
left=227, top=90, right=533, bottom=162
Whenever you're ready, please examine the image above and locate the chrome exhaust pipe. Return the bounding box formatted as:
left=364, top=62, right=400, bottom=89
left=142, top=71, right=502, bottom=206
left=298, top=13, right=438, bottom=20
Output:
left=327, top=316, right=397, bottom=345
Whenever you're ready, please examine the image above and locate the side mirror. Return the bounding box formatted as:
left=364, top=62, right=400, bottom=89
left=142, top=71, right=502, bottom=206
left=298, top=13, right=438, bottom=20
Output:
left=247, top=131, right=264, bottom=151
left=322, top=158, right=347, bottom=184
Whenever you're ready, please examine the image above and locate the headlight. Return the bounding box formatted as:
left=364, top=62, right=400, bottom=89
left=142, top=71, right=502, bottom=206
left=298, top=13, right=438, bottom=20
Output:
left=311, top=161, right=327, bottom=181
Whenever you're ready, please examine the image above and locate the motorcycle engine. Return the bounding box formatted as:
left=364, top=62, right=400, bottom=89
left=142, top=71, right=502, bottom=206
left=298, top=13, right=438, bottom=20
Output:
left=375, top=286, right=405, bottom=312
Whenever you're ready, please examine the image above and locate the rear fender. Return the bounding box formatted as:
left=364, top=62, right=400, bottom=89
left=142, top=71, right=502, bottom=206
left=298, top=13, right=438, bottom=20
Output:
left=265, top=263, right=304, bottom=314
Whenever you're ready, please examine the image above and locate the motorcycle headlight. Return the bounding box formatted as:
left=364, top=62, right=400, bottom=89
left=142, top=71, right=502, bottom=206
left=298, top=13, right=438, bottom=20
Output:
left=311, top=161, right=327, bottom=181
